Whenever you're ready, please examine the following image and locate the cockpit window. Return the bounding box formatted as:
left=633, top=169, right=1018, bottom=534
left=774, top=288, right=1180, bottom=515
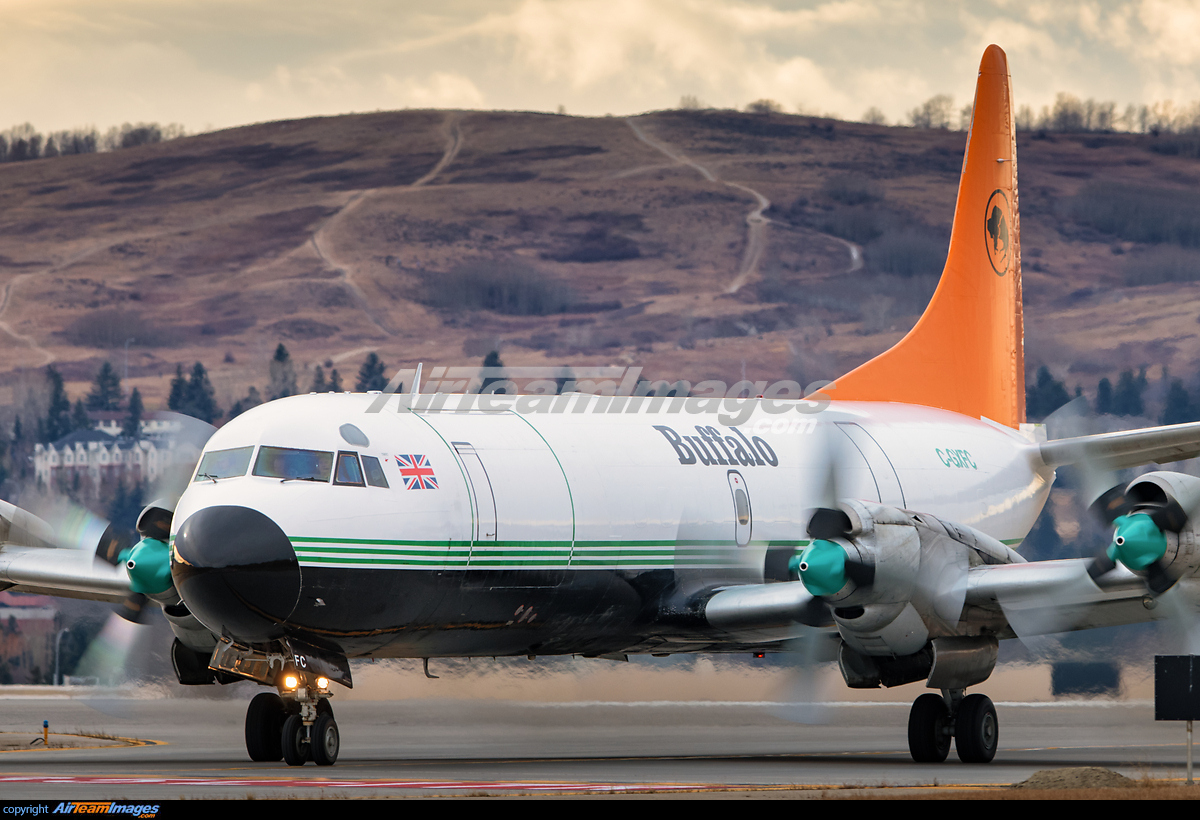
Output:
left=194, top=446, right=254, bottom=482
left=253, top=447, right=334, bottom=482
left=362, top=455, right=389, bottom=488
left=334, top=452, right=365, bottom=486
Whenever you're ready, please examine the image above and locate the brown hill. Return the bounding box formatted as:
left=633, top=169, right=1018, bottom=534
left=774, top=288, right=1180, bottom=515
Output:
left=1, top=109, right=1198, bottom=413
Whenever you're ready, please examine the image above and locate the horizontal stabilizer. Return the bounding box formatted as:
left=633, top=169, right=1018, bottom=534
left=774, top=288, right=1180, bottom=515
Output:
left=0, top=499, right=56, bottom=549
left=1039, top=420, right=1200, bottom=470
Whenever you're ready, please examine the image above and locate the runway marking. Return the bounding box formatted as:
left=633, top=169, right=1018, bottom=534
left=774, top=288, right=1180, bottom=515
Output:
left=0, top=732, right=164, bottom=753
left=0, top=775, right=765, bottom=792
left=0, top=774, right=1010, bottom=793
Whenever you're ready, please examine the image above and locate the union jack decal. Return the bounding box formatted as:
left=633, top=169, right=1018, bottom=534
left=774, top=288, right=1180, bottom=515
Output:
left=397, top=454, right=438, bottom=490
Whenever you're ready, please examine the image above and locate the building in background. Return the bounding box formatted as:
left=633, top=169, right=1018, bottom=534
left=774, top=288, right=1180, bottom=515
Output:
left=33, top=411, right=198, bottom=496
left=0, top=591, right=60, bottom=685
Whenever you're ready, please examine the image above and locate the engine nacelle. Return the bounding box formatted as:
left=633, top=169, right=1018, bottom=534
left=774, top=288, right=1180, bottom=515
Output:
left=1116, top=472, right=1200, bottom=584
left=796, top=499, right=1023, bottom=659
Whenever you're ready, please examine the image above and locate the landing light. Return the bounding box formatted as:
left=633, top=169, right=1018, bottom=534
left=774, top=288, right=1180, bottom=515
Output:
left=283, top=674, right=299, bottom=690
left=317, top=677, right=329, bottom=689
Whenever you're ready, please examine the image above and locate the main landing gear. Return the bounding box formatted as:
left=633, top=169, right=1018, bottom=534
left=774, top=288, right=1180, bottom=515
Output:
left=907, top=690, right=998, bottom=763
left=245, top=676, right=339, bottom=766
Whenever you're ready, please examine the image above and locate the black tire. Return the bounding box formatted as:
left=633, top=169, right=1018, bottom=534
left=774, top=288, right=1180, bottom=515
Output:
left=955, top=693, right=999, bottom=763
left=310, top=714, right=340, bottom=766
left=908, top=693, right=952, bottom=763
left=281, top=714, right=309, bottom=766
left=245, top=692, right=286, bottom=762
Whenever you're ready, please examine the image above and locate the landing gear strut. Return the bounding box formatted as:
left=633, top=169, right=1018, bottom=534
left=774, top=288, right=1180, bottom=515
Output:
left=907, top=690, right=998, bottom=763
left=244, top=675, right=339, bottom=766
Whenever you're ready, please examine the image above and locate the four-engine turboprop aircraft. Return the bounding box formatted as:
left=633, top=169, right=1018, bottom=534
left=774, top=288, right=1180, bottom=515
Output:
left=5, top=45, right=1200, bottom=767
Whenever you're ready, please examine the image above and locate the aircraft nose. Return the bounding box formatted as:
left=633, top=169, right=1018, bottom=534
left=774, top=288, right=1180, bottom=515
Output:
left=172, top=505, right=300, bottom=642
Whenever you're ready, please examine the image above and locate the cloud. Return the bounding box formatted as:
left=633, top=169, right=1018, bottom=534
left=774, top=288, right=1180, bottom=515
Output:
left=383, top=72, right=485, bottom=109
left=2, top=1, right=1200, bottom=132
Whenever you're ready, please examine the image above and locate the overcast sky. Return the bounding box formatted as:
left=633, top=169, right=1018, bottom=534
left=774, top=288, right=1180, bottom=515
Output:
left=4, top=0, right=1200, bottom=133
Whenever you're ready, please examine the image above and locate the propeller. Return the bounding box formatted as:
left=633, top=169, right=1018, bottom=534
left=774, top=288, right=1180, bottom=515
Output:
left=1047, top=403, right=1200, bottom=597
left=112, top=413, right=217, bottom=619
left=1036, top=398, right=1184, bottom=596
left=766, top=630, right=842, bottom=725
left=791, top=422, right=874, bottom=597
left=1095, top=484, right=1194, bottom=595
left=55, top=413, right=216, bottom=685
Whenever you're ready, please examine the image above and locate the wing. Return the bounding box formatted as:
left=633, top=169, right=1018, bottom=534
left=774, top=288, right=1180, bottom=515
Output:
left=0, top=500, right=130, bottom=603
left=1039, top=420, right=1200, bottom=470
left=964, top=558, right=1165, bottom=638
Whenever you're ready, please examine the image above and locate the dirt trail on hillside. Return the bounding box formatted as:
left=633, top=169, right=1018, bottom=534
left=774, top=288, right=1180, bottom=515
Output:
left=625, top=118, right=769, bottom=294
left=625, top=118, right=864, bottom=288
left=0, top=272, right=54, bottom=366
left=310, top=113, right=464, bottom=340
left=0, top=233, right=151, bottom=368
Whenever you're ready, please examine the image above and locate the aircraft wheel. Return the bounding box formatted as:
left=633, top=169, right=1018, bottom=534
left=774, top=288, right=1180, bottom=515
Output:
left=281, top=714, right=310, bottom=766
left=955, top=694, right=998, bottom=763
left=310, top=713, right=340, bottom=766
left=244, top=692, right=286, bottom=762
left=907, top=693, right=952, bottom=763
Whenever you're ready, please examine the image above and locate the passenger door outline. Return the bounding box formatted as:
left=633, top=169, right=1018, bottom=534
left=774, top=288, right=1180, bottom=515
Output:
left=451, top=441, right=498, bottom=555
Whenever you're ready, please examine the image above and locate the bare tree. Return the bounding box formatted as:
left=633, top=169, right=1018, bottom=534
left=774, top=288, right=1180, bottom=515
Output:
left=861, top=106, right=887, bottom=125
left=908, top=95, right=953, bottom=129
left=746, top=99, right=783, bottom=114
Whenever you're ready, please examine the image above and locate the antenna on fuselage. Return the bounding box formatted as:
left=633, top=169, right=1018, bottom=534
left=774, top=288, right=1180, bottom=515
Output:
left=411, top=362, right=423, bottom=400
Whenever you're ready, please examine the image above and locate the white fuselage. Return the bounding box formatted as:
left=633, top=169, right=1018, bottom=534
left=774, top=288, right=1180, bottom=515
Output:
left=174, top=393, right=1051, bottom=585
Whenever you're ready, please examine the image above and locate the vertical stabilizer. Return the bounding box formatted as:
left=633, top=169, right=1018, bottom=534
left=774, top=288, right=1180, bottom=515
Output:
left=829, top=45, right=1025, bottom=427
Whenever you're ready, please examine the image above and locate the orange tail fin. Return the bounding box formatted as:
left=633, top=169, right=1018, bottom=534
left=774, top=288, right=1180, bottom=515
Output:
left=829, top=45, right=1025, bottom=427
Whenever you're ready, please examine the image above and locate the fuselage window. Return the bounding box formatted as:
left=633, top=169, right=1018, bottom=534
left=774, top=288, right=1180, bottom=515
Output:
left=727, top=470, right=752, bottom=547
left=194, top=446, right=254, bottom=482
left=334, top=452, right=366, bottom=486
left=734, top=489, right=750, bottom=525
left=361, top=455, right=389, bottom=488
left=253, top=446, right=334, bottom=482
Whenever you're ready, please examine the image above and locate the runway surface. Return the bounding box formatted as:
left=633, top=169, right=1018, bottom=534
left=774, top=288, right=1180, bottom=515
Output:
left=0, top=693, right=1192, bottom=798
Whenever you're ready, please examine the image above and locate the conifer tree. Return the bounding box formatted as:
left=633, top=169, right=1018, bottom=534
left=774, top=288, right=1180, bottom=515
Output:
left=480, top=350, right=505, bottom=393
left=1161, top=380, right=1199, bottom=426
left=268, top=343, right=297, bottom=400
left=44, top=366, right=71, bottom=442
left=85, top=362, right=122, bottom=411
left=1026, top=366, right=1069, bottom=421
left=227, top=386, right=262, bottom=421
left=1112, top=369, right=1146, bottom=417
left=70, top=399, right=90, bottom=432
left=182, top=362, right=220, bottom=423
left=356, top=353, right=387, bottom=392
left=122, top=388, right=144, bottom=438
left=167, top=365, right=187, bottom=412
left=1095, top=377, right=1114, bottom=415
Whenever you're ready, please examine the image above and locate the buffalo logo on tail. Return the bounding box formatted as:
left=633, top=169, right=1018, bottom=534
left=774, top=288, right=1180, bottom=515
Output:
left=984, top=189, right=1011, bottom=276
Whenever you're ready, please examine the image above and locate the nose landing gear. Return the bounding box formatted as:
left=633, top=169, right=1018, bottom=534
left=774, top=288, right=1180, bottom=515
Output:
left=245, top=674, right=339, bottom=766
left=907, top=689, right=998, bottom=763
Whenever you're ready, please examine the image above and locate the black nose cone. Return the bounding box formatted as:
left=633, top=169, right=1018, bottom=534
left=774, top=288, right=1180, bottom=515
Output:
left=173, top=505, right=300, bottom=642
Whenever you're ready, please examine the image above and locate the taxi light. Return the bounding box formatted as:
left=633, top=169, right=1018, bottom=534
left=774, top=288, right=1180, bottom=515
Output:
left=283, top=674, right=299, bottom=690
left=317, top=677, right=329, bottom=689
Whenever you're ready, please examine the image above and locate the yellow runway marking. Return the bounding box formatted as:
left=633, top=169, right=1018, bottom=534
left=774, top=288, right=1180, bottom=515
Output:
left=0, top=731, right=164, bottom=752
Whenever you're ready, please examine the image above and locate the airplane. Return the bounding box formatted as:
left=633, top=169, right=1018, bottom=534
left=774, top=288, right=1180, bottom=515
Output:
left=3, top=44, right=1200, bottom=768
